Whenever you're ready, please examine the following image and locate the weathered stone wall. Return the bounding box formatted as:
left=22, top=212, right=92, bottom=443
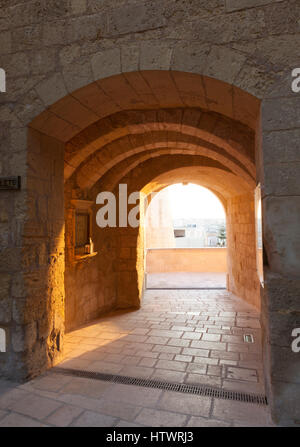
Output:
left=0, top=0, right=299, bottom=425
left=0, top=129, right=65, bottom=380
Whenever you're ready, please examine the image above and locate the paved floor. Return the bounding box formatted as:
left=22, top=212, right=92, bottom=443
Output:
left=61, top=289, right=265, bottom=395
left=147, top=272, right=227, bottom=289
left=0, top=288, right=275, bottom=427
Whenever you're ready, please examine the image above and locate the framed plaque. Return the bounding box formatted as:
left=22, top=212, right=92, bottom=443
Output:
left=255, top=184, right=264, bottom=286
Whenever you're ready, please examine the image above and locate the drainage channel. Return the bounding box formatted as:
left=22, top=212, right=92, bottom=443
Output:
left=52, top=367, right=268, bottom=406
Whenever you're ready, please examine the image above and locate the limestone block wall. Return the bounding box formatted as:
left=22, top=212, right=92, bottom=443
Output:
left=64, top=183, right=119, bottom=331
left=0, top=130, right=66, bottom=380
left=65, top=258, right=103, bottom=331
left=64, top=171, right=144, bottom=330
left=145, top=188, right=176, bottom=249
left=146, top=248, right=227, bottom=273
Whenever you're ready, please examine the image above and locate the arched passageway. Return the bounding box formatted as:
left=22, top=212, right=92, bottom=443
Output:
left=49, top=73, right=259, bottom=333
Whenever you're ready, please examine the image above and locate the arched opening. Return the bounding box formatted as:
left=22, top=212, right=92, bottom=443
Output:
left=144, top=182, right=228, bottom=290
left=138, top=161, right=259, bottom=308
left=53, top=73, right=259, bottom=331
left=7, top=68, right=290, bottom=423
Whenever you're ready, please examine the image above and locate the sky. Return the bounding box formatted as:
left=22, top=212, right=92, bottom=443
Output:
left=167, top=183, right=225, bottom=219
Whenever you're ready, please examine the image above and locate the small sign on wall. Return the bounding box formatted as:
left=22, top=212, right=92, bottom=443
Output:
left=0, top=328, right=6, bottom=352
left=0, top=176, right=21, bottom=190
left=255, top=184, right=264, bottom=287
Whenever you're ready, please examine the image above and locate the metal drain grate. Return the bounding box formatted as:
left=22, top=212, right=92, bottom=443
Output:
left=52, top=367, right=268, bottom=406
left=146, top=288, right=227, bottom=291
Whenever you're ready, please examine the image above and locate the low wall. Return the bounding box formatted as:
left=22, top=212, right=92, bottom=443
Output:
left=146, top=248, right=227, bottom=273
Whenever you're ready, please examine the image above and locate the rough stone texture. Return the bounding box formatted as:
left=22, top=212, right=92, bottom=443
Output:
left=227, top=193, right=261, bottom=309
left=146, top=249, right=227, bottom=273
left=225, top=0, right=283, bottom=13
left=64, top=181, right=119, bottom=331
left=262, top=196, right=300, bottom=277
left=0, top=0, right=299, bottom=427
left=107, top=3, right=167, bottom=37
left=0, top=130, right=66, bottom=380
left=60, top=288, right=265, bottom=406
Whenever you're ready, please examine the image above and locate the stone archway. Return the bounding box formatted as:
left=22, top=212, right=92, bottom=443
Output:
left=1, top=45, right=299, bottom=425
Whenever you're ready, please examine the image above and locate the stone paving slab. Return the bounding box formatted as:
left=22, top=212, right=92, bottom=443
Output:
left=158, top=392, right=211, bottom=417
left=0, top=412, right=49, bottom=427
left=45, top=404, right=84, bottom=427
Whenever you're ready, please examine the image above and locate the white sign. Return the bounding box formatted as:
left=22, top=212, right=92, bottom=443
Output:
left=291, top=68, right=300, bottom=93
left=0, top=69, right=6, bottom=93
left=255, top=184, right=264, bottom=286
left=291, top=328, right=300, bottom=353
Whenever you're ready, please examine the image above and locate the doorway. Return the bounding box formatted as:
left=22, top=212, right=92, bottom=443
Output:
left=145, top=183, right=227, bottom=290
